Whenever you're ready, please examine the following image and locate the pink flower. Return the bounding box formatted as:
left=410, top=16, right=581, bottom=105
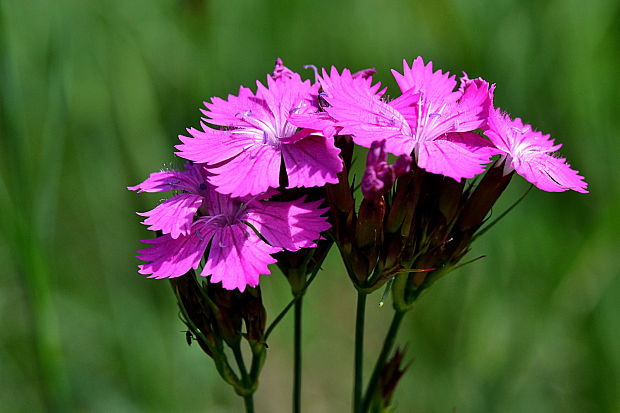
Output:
left=175, top=59, right=343, bottom=197
left=484, top=109, right=588, bottom=193
left=315, top=58, right=498, bottom=181
left=132, top=164, right=331, bottom=291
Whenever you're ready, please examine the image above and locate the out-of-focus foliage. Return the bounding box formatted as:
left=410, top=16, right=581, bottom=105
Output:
left=1, top=0, right=618, bottom=411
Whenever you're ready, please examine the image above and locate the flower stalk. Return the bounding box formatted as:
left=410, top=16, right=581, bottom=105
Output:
left=293, top=298, right=303, bottom=413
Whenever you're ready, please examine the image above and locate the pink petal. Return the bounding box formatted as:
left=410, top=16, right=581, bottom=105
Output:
left=137, top=221, right=216, bottom=279
left=245, top=197, right=330, bottom=251
left=512, top=153, right=588, bottom=193
left=272, top=58, right=295, bottom=80
left=288, top=111, right=339, bottom=139
left=128, top=168, right=201, bottom=193
left=282, top=135, right=342, bottom=189
left=484, top=109, right=587, bottom=193
left=278, top=128, right=313, bottom=145
left=391, top=58, right=493, bottom=143
left=391, top=57, right=457, bottom=97
left=201, top=86, right=256, bottom=128
left=320, top=66, right=385, bottom=98
left=387, top=88, right=420, bottom=125
left=416, top=132, right=498, bottom=181
left=176, top=123, right=255, bottom=165
left=256, top=74, right=318, bottom=127
left=320, top=69, right=414, bottom=155
left=454, top=79, right=494, bottom=132
left=137, top=193, right=203, bottom=239
left=201, top=224, right=279, bottom=291
left=206, top=144, right=282, bottom=197
left=485, top=109, right=561, bottom=154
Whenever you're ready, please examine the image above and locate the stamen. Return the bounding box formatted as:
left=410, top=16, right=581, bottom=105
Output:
left=236, top=110, right=253, bottom=119
left=511, top=126, right=530, bottom=134
left=237, top=194, right=261, bottom=216
left=304, top=64, right=319, bottom=82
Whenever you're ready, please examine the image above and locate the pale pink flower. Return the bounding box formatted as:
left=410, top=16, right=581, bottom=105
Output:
left=484, top=109, right=588, bottom=193
left=175, top=59, right=343, bottom=197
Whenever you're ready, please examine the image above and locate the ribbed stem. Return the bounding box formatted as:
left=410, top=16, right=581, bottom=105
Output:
left=293, top=297, right=303, bottom=413
left=353, top=291, right=368, bottom=413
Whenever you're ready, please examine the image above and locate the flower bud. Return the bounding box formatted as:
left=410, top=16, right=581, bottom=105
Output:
left=326, top=137, right=356, bottom=256
left=385, top=169, right=420, bottom=235
left=457, top=164, right=513, bottom=232
left=438, top=177, right=465, bottom=225
left=361, top=140, right=411, bottom=202
left=206, top=283, right=243, bottom=346
left=169, top=274, right=217, bottom=358
left=351, top=67, right=377, bottom=79
left=239, top=287, right=266, bottom=346
left=370, top=347, right=409, bottom=411
left=356, top=197, right=385, bottom=249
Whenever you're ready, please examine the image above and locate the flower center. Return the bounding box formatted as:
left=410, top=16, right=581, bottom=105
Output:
left=415, top=93, right=450, bottom=142
left=235, top=100, right=304, bottom=148
left=510, top=126, right=535, bottom=156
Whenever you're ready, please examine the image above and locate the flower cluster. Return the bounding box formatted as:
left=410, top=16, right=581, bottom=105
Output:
left=129, top=57, right=588, bottom=410
left=130, top=57, right=587, bottom=293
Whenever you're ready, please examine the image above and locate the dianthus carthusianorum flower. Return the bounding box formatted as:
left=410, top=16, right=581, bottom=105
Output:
left=311, top=57, right=498, bottom=181
left=484, top=108, right=588, bottom=193
left=130, top=163, right=331, bottom=291
left=175, top=59, right=343, bottom=197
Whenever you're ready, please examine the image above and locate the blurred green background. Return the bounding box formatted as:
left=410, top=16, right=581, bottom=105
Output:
left=1, top=0, right=619, bottom=411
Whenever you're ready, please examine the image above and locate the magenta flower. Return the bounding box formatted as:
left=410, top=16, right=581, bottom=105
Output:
left=314, top=58, right=498, bottom=181
left=132, top=164, right=331, bottom=291
left=484, top=109, right=588, bottom=193
left=175, top=59, right=343, bottom=198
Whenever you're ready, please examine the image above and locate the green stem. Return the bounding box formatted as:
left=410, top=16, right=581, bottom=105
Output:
left=265, top=266, right=321, bottom=340
left=353, top=291, right=368, bottom=413
left=243, top=394, right=255, bottom=413
left=361, top=310, right=406, bottom=413
left=293, top=297, right=303, bottom=413
left=232, top=343, right=249, bottom=383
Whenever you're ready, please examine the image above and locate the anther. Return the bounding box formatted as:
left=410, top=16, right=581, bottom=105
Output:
left=235, top=110, right=252, bottom=119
